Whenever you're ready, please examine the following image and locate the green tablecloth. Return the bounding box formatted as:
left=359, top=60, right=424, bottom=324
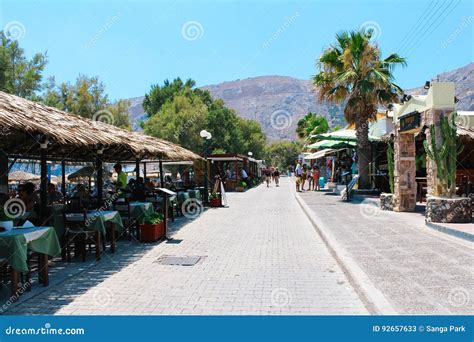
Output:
left=65, top=211, right=124, bottom=236
left=129, top=202, right=154, bottom=223
left=0, top=227, right=60, bottom=273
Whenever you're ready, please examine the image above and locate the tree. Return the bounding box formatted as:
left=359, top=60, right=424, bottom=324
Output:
left=237, top=118, right=266, bottom=159
left=42, top=75, right=131, bottom=129
left=313, top=29, right=406, bottom=189
left=296, top=113, right=329, bottom=140
left=142, top=77, right=267, bottom=159
left=143, top=93, right=208, bottom=153
left=264, top=140, right=302, bottom=170
left=142, top=78, right=197, bottom=116
left=0, top=31, right=48, bottom=99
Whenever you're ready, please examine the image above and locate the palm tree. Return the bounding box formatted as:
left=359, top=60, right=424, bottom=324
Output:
left=313, top=29, right=406, bottom=189
left=296, top=112, right=329, bottom=140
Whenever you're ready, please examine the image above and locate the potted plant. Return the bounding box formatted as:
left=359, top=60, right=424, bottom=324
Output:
left=423, top=112, right=470, bottom=223
left=209, top=192, right=221, bottom=207
left=380, top=142, right=395, bottom=211
left=139, top=212, right=165, bottom=242
left=235, top=181, right=247, bottom=192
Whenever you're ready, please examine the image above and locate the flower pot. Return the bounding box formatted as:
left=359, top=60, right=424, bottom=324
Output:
left=425, top=196, right=472, bottom=223
left=380, top=193, right=394, bottom=211
left=209, top=197, right=221, bottom=207
left=139, top=222, right=165, bottom=242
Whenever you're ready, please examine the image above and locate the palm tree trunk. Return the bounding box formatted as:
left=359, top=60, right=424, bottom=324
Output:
left=355, top=116, right=371, bottom=189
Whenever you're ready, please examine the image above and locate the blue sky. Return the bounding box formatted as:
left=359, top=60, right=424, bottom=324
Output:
left=1, top=0, right=472, bottom=100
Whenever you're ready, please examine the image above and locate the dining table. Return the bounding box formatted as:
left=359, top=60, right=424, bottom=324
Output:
left=64, top=210, right=124, bottom=253
left=128, top=201, right=155, bottom=223
left=0, top=226, right=60, bottom=297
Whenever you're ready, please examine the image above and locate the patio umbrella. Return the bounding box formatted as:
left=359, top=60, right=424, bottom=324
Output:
left=8, top=170, right=40, bottom=183
left=67, top=166, right=96, bottom=181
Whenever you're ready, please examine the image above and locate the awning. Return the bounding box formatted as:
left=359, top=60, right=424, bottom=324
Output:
left=307, top=140, right=356, bottom=149
left=304, top=149, right=335, bottom=160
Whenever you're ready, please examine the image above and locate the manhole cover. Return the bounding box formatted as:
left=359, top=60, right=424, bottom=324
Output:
left=155, top=255, right=202, bottom=266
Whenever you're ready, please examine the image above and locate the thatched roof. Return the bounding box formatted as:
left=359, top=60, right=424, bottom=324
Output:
left=457, top=126, right=474, bottom=140
left=8, top=170, right=40, bottom=183
left=0, top=91, right=201, bottom=162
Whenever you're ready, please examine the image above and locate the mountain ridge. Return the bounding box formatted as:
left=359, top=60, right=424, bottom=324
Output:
left=127, top=62, right=473, bottom=140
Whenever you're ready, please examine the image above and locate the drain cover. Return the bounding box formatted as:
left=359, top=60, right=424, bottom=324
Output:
left=156, top=255, right=202, bottom=266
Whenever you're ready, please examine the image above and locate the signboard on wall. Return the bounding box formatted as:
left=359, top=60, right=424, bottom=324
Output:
left=399, top=111, right=421, bottom=133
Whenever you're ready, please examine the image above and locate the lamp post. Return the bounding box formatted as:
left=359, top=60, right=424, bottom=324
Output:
left=247, top=151, right=253, bottom=179
left=200, top=129, right=212, bottom=205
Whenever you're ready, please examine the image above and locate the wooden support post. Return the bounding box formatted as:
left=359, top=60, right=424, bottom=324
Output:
left=61, top=159, right=66, bottom=202
left=96, top=154, right=103, bottom=207
left=159, top=160, right=164, bottom=188
left=0, top=150, right=8, bottom=194
left=135, top=158, right=140, bottom=181
left=40, top=148, right=47, bottom=221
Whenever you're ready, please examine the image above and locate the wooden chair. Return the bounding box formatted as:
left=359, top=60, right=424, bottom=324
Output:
left=113, top=200, right=139, bottom=240
left=62, top=208, right=101, bottom=262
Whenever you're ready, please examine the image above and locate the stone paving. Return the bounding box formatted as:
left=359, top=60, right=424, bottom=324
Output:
left=4, top=177, right=367, bottom=315
left=297, top=188, right=474, bottom=315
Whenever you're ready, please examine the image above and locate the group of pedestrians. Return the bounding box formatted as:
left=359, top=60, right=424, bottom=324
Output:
left=263, top=167, right=280, bottom=187
left=294, top=160, right=320, bottom=192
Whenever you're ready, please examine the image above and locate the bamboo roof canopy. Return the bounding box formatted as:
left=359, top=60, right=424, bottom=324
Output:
left=0, top=91, right=201, bottom=162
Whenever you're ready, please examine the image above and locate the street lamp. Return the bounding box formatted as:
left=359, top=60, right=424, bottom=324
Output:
left=200, top=129, right=212, bottom=205
left=248, top=152, right=253, bottom=157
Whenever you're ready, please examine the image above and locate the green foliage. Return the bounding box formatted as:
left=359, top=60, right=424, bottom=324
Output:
left=423, top=112, right=462, bottom=197
left=209, top=192, right=220, bottom=200
left=296, top=113, right=329, bottom=140
left=238, top=181, right=247, bottom=188
left=142, top=78, right=266, bottom=158
left=143, top=212, right=164, bottom=225
left=41, top=75, right=131, bottom=129
left=313, top=28, right=406, bottom=189
left=143, top=93, right=207, bottom=152
left=386, top=142, right=395, bottom=193
left=264, top=140, right=302, bottom=169
left=0, top=31, right=48, bottom=99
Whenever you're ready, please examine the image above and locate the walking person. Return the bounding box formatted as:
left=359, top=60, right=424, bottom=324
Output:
left=307, top=167, right=313, bottom=191
left=295, top=160, right=302, bottom=192
left=312, top=165, right=320, bottom=191
left=273, top=168, right=280, bottom=187
left=264, top=167, right=272, bottom=187
left=301, top=165, right=307, bottom=191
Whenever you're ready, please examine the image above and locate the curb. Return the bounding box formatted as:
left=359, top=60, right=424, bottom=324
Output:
left=293, top=187, right=397, bottom=315
left=425, top=222, right=474, bottom=242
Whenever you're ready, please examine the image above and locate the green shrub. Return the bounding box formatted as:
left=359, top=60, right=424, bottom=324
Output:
left=143, top=212, right=164, bottom=224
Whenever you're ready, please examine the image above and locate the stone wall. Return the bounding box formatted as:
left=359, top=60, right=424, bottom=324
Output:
left=393, top=123, right=416, bottom=211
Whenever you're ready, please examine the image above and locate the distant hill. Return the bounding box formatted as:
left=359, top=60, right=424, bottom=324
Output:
left=127, top=63, right=473, bottom=140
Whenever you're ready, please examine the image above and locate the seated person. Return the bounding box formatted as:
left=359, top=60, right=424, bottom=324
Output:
left=144, top=178, right=155, bottom=191
left=47, top=182, right=63, bottom=204
left=18, top=182, right=37, bottom=211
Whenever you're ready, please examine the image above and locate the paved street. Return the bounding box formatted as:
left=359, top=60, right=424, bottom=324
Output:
left=297, top=188, right=474, bottom=315
left=5, top=177, right=367, bottom=315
